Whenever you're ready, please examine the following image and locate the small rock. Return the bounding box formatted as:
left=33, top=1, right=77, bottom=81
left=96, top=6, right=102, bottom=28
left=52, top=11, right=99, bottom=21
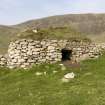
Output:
left=59, top=64, right=66, bottom=71
left=62, top=72, right=75, bottom=83
left=59, top=64, right=63, bottom=66
left=35, top=72, right=43, bottom=76
left=64, top=72, right=75, bottom=79
left=43, top=72, right=47, bottom=75
left=32, top=29, right=38, bottom=33
left=53, top=70, right=58, bottom=74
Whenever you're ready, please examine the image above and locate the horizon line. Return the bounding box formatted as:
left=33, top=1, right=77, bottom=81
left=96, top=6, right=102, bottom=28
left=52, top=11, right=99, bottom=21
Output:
left=1, top=12, right=105, bottom=26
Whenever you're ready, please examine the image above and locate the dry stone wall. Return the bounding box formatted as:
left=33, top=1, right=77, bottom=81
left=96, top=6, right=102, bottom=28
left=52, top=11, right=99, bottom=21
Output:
left=6, top=39, right=105, bottom=69
left=0, top=39, right=105, bottom=69
left=0, top=55, right=7, bottom=67
left=7, top=39, right=62, bottom=69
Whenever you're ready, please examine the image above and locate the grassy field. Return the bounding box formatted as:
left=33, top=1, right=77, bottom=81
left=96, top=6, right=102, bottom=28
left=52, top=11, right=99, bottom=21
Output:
left=0, top=54, right=105, bottom=105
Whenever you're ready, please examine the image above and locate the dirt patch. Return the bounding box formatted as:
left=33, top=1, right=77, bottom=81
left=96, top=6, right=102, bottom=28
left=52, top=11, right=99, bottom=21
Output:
left=62, top=60, right=81, bottom=68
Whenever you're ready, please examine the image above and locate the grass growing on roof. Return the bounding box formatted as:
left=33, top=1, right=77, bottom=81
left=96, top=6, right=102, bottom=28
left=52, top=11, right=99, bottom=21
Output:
left=18, top=27, right=90, bottom=42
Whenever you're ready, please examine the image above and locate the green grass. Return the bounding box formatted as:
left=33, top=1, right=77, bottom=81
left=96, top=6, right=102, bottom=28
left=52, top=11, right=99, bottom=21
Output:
left=18, top=27, right=90, bottom=42
left=0, top=55, right=105, bottom=105
left=0, top=26, right=19, bottom=54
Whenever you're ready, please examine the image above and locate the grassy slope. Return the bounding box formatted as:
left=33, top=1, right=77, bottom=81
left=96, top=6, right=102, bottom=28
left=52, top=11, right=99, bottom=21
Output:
left=15, top=13, right=105, bottom=35
left=18, top=27, right=89, bottom=41
left=0, top=26, right=19, bottom=53
left=88, top=32, right=105, bottom=42
left=15, top=13, right=105, bottom=42
left=0, top=55, right=105, bottom=105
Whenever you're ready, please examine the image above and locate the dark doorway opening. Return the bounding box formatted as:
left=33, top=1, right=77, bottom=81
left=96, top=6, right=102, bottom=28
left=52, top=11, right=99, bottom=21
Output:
left=61, top=48, right=72, bottom=61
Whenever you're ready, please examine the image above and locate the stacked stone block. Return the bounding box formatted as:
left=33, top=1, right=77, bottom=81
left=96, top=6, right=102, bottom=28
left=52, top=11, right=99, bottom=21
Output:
left=5, top=39, right=105, bottom=69
left=0, top=55, right=7, bottom=67
left=7, top=39, right=62, bottom=69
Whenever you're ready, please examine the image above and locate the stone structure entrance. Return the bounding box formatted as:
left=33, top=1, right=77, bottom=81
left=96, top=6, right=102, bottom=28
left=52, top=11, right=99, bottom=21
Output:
left=6, top=39, right=105, bottom=69
left=61, top=48, right=72, bottom=61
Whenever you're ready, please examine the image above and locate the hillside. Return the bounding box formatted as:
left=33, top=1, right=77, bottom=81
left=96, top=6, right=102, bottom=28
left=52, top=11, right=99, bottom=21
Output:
left=18, top=27, right=89, bottom=41
left=1, top=13, right=105, bottom=53
left=0, top=25, right=19, bottom=53
left=14, top=13, right=105, bottom=35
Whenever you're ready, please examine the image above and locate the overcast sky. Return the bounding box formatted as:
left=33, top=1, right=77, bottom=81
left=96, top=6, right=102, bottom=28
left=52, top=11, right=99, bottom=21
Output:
left=0, top=0, right=105, bottom=25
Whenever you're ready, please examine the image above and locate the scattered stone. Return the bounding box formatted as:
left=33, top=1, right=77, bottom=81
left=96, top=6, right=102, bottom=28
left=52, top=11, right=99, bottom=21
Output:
left=32, top=29, right=38, bottom=33
left=61, top=66, right=66, bottom=71
left=53, top=70, right=58, bottom=74
left=43, top=72, right=47, bottom=75
left=59, top=64, right=66, bottom=71
left=0, top=55, right=7, bottom=67
left=35, top=72, right=43, bottom=76
left=62, top=72, right=75, bottom=83
left=59, top=64, right=64, bottom=66
left=64, top=72, right=75, bottom=79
